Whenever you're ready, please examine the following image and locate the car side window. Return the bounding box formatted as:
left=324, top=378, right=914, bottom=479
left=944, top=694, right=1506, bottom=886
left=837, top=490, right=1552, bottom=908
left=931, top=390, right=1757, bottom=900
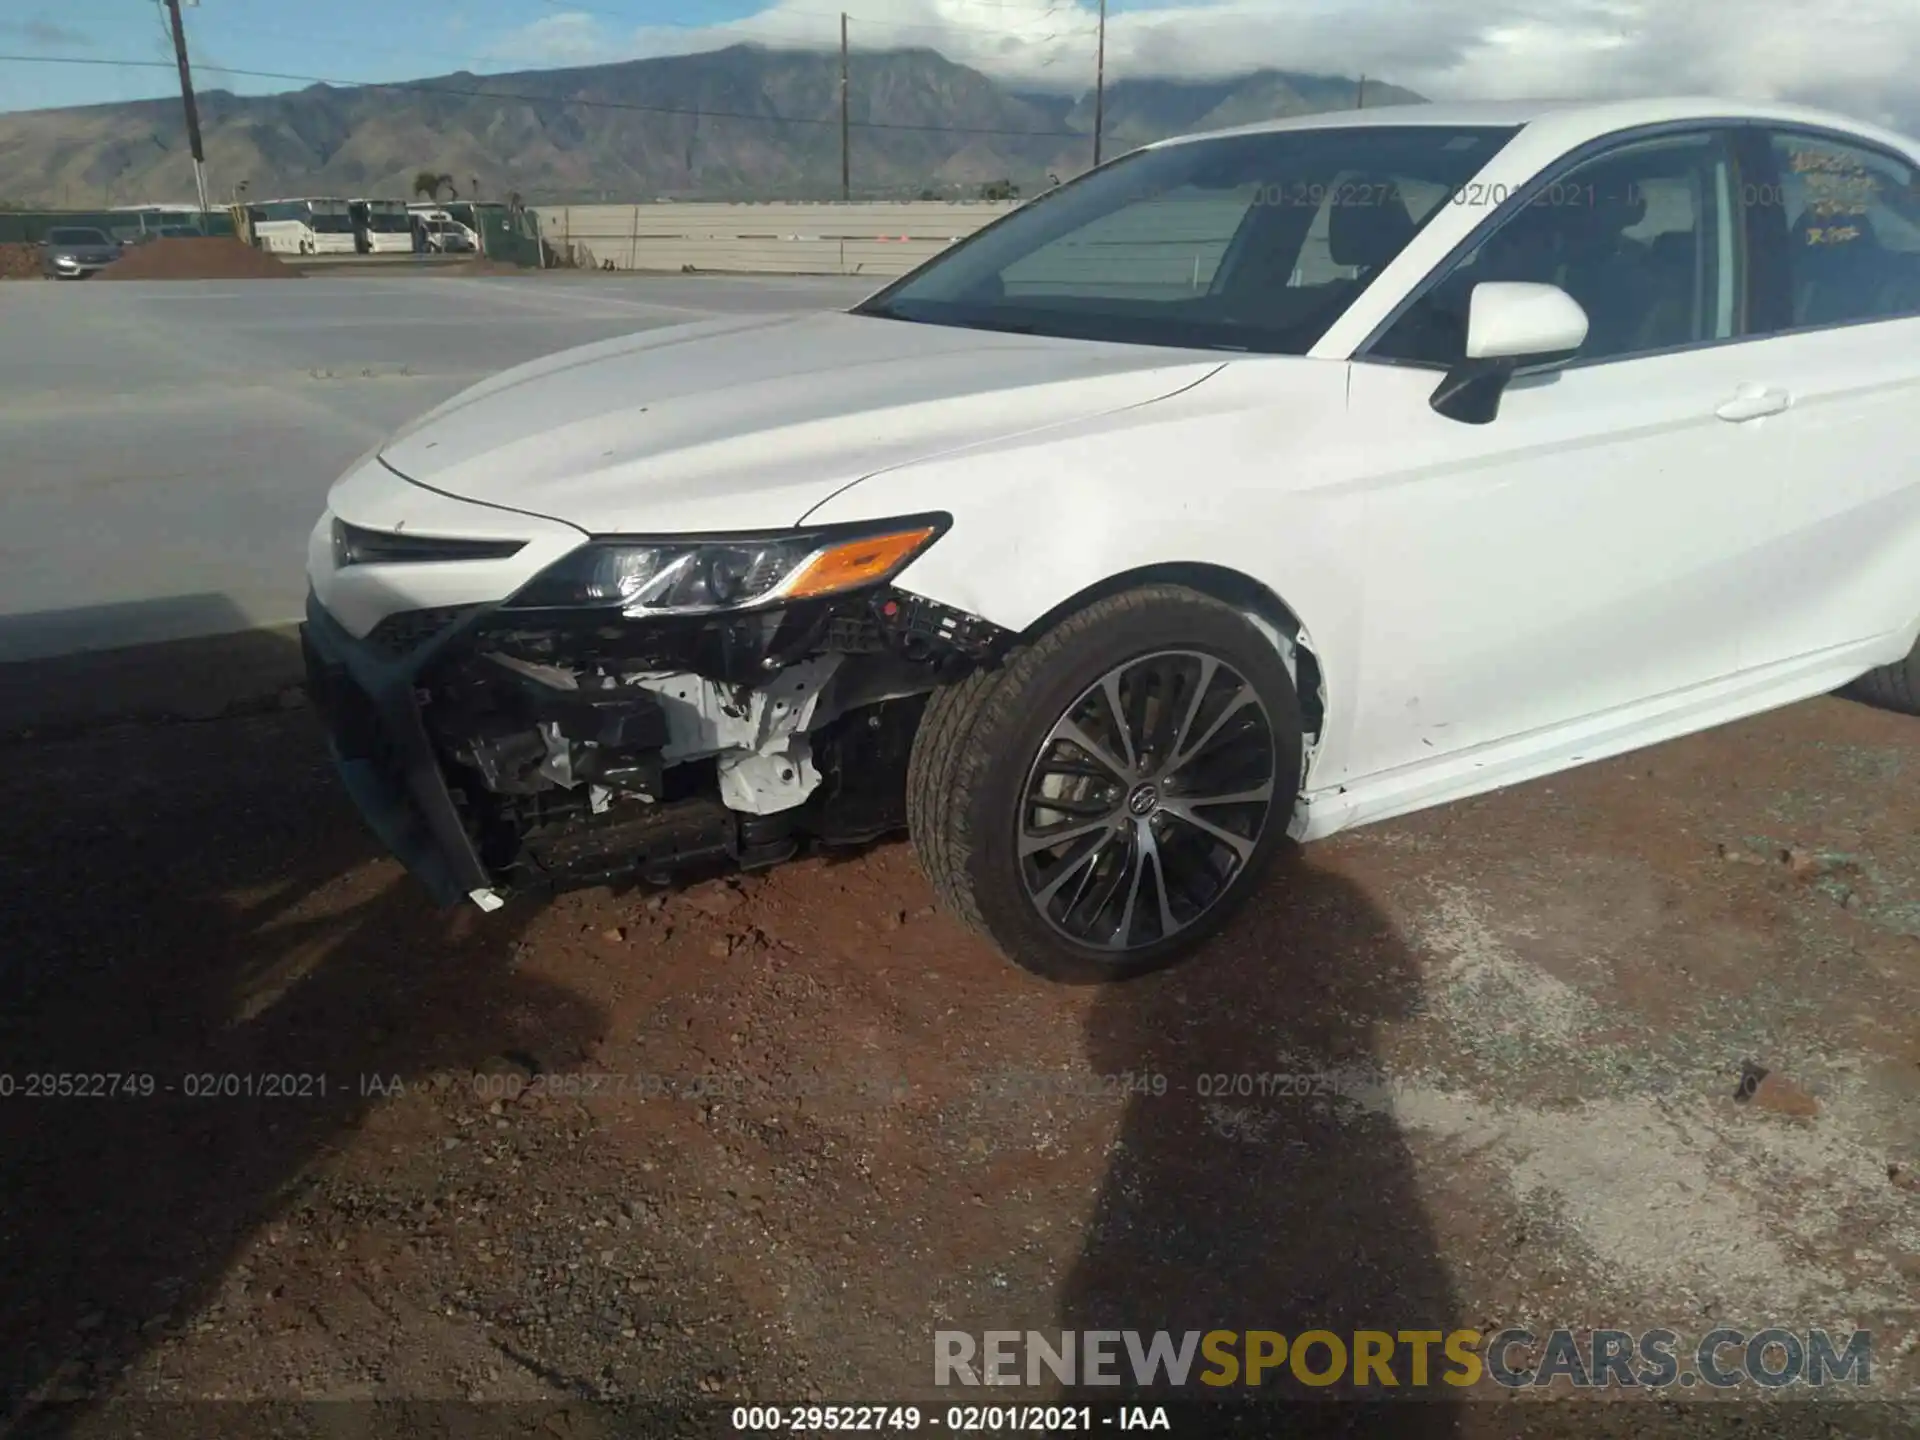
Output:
left=1371, top=131, right=1739, bottom=367
left=1756, top=130, right=1920, bottom=330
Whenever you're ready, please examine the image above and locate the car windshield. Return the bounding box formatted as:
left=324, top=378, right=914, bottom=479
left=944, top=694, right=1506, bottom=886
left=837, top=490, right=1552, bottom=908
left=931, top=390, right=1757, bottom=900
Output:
left=47, top=228, right=110, bottom=246
left=856, top=124, right=1519, bottom=354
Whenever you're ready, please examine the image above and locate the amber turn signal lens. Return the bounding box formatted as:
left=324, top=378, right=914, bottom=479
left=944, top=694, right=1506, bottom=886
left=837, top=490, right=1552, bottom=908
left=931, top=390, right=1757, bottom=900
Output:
left=781, top=526, right=938, bottom=600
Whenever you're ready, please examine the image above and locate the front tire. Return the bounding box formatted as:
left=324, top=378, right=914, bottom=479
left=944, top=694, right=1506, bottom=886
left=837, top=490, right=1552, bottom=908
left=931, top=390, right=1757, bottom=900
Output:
left=908, top=585, right=1304, bottom=982
left=1853, top=635, right=1920, bottom=715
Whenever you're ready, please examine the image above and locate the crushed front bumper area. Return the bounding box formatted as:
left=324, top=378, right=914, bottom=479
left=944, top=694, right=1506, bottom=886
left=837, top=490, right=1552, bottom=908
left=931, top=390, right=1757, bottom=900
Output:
left=300, top=586, right=1008, bottom=909
left=302, top=597, right=491, bottom=907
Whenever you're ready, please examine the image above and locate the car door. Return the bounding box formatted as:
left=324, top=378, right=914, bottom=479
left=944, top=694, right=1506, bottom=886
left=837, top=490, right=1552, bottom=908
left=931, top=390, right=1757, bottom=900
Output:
left=1722, top=126, right=1920, bottom=670
left=1338, top=127, right=1788, bottom=782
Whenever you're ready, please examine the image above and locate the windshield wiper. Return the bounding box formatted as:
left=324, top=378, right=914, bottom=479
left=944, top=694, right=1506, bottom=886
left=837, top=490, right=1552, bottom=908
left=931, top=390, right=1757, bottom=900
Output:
left=948, top=317, right=1039, bottom=336
left=854, top=303, right=1037, bottom=336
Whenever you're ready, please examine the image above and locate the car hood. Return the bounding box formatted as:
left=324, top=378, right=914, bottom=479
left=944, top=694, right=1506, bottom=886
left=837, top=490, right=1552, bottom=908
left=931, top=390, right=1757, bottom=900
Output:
left=377, top=311, right=1225, bottom=534
left=53, top=246, right=119, bottom=261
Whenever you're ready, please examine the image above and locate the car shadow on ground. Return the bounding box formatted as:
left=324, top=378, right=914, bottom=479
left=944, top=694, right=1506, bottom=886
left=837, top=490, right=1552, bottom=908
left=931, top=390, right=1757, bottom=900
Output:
left=1058, top=847, right=1464, bottom=1434
left=0, top=614, right=598, bottom=1435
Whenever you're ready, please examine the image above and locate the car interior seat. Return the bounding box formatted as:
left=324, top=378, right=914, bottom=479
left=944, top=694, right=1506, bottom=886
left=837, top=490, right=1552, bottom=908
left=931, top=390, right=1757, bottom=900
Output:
left=1790, top=209, right=1904, bottom=326
left=1326, top=180, right=1420, bottom=286
left=1630, top=229, right=1702, bottom=351
left=1552, top=181, right=1669, bottom=357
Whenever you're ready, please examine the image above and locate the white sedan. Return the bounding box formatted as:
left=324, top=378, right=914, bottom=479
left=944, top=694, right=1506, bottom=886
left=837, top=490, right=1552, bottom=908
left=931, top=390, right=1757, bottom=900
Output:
left=302, top=96, right=1920, bottom=981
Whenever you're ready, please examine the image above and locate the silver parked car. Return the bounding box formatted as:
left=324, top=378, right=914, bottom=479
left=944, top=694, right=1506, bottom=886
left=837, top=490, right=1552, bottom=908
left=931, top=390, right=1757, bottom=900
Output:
left=39, top=227, right=123, bottom=279
left=421, top=219, right=476, bottom=254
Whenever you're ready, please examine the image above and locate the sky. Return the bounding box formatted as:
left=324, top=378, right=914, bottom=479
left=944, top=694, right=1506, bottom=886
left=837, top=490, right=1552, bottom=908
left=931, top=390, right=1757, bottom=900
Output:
left=3, top=0, right=1919, bottom=131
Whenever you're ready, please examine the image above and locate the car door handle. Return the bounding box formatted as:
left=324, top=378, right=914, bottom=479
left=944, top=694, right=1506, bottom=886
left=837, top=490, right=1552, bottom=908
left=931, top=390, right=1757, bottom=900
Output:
left=1715, top=385, right=1792, bottom=422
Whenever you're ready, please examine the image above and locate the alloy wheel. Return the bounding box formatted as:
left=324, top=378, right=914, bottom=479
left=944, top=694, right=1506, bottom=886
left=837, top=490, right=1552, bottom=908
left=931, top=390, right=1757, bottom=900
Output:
left=1018, top=649, right=1278, bottom=952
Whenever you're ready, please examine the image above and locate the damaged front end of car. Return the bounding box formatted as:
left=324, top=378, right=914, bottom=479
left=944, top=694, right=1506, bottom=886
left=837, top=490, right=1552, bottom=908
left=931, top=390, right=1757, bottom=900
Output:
left=301, top=513, right=1010, bottom=909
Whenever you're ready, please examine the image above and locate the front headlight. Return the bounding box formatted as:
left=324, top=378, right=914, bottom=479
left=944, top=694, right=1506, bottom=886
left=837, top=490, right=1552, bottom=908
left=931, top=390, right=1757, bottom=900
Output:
left=503, top=515, right=949, bottom=616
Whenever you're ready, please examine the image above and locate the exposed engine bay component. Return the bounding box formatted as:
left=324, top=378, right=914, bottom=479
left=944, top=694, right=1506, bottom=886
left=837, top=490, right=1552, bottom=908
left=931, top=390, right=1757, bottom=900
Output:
left=802, top=693, right=926, bottom=845
left=327, top=585, right=1016, bottom=898
left=469, top=691, right=931, bottom=889
left=637, top=653, right=842, bottom=767
left=870, top=590, right=1006, bottom=663
left=439, top=652, right=675, bottom=797
left=449, top=651, right=845, bottom=814
left=517, top=793, right=739, bottom=883
left=718, top=743, right=822, bottom=815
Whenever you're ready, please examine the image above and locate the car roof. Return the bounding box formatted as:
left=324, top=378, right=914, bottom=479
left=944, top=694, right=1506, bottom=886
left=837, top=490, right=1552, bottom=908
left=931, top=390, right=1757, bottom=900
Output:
left=1153, top=96, right=1920, bottom=162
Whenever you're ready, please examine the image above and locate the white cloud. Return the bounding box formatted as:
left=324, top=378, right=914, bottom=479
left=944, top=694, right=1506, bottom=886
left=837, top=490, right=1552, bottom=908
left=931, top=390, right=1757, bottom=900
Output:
left=482, top=0, right=1920, bottom=131
left=490, top=10, right=621, bottom=68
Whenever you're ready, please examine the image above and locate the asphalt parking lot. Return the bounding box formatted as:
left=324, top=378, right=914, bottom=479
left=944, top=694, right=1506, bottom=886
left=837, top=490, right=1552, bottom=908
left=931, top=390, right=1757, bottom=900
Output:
left=0, top=273, right=872, bottom=662
left=1, top=272, right=1917, bottom=1436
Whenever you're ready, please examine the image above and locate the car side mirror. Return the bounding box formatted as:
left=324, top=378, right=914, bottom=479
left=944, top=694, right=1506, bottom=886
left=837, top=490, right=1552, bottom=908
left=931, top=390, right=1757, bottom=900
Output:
left=1430, top=282, right=1590, bottom=425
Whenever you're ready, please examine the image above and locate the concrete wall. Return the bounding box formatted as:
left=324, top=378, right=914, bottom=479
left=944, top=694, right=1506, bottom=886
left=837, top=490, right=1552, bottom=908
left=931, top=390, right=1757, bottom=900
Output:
left=529, top=196, right=1349, bottom=285
left=530, top=201, right=1021, bottom=277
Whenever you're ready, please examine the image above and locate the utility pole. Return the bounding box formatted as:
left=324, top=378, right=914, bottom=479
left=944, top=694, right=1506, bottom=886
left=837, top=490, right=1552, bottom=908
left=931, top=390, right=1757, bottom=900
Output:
left=162, top=0, right=211, bottom=214
left=839, top=14, right=851, bottom=202
left=1092, top=0, right=1108, bottom=168
left=1356, top=74, right=1366, bottom=109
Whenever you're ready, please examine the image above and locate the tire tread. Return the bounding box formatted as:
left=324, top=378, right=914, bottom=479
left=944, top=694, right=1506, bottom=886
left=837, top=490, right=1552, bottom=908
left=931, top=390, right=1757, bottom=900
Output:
left=907, top=584, right=1297, bottom=977
left=1853, top=650, right=1920, bottom=716
left=905, top=664, right=1002, bottom=936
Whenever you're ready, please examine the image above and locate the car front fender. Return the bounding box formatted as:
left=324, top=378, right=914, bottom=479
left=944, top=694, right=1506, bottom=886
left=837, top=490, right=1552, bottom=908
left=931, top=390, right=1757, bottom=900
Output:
left=803, top=357, right=1368, bottom=787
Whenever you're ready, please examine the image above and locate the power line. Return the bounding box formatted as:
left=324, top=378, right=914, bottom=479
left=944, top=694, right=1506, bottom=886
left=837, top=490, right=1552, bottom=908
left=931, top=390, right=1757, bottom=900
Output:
left=0, top=52, right=1089, bottom=139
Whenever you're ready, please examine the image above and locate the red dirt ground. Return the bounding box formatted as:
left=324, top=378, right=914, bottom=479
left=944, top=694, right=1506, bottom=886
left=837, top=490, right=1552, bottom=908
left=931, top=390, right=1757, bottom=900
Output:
left=1, top=634, right=1916, bottom=1438
left=0, top=242, right=42, bottom=280
left=99, top=237, right=296, bottom=281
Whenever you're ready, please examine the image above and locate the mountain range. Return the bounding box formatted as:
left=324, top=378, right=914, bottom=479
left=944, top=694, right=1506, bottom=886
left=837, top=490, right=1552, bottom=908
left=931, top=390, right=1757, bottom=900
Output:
left=0, top=45, right=1423, bottom=207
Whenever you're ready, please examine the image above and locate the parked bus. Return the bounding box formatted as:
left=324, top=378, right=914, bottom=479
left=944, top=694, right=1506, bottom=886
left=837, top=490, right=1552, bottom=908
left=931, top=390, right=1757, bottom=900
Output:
left=349, top=198, right=413, bottom=254
left=249, top=197, right=356, bottom=255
